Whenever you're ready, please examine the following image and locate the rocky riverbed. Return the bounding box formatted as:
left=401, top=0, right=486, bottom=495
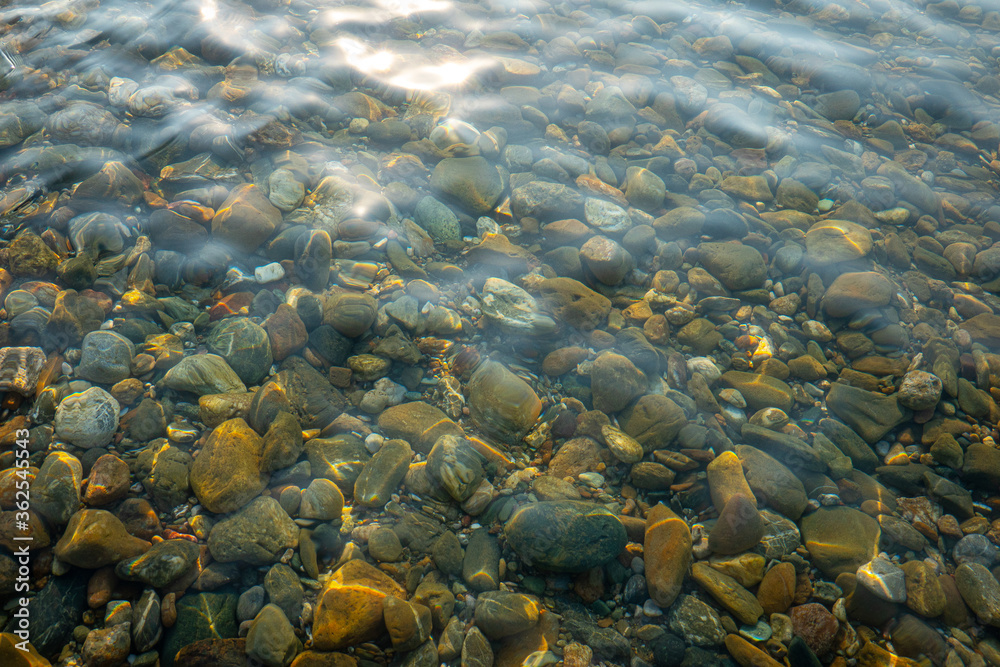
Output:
left=3, top=0, right=1000, bottom=666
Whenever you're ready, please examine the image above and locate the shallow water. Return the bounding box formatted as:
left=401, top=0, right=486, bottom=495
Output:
left=3, top=0, right=1000, bottom=665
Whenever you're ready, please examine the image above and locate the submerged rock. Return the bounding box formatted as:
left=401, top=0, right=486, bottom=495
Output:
left=505, top=501, right=627, bottom=572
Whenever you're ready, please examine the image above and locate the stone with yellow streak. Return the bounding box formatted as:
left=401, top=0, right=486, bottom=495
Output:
left=692, top=562, right=763, bottom=625
left=189, top=418, right=267, bottom=514
left=312, top=559, right=406, bottom=650
left=706, top=450, right=756, bottom=514
left=53, top=509, right=151, bottom=568
left=801, top=506, right=880, bottom=577
left=495, top=609, right=559, bottom=667
left=724, top=634, right=784, bottom=667
left=855, top=639, right=923, bottom=667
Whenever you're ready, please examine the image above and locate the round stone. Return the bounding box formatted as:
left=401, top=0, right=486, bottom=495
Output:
left=207, top=317, right=273, bottom=386
left=805, top=220, right=873, bottom=265
left=506, top=501, right=626, bottom=573
left=56, top=387, right=121, bottom=449
left=601, top=425, right=644, bottom=463
left=897, top=370, right=943, bottom=411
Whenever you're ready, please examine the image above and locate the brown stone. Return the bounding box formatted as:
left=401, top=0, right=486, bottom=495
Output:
left=724, top=634, right=783, bottom=667
left=790, top=603, right=839, bottom=655
left=313, top=559, right=406, bottom=650
left=53, top=509, right=151, bottom=568
left=189, top=418, right=267, bottom=514
left=901, top=560, right=946, bottom=618
left=757, top=562, right=796, bottom=615
left=266, top=304, right=307, bottom=361
left=644, top=504, right=691, bottom=608
left=211, top=184, right=281, bottom=253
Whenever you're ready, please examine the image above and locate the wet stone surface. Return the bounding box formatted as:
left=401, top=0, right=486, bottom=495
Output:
left=5, top=0, right=1000, bottom=666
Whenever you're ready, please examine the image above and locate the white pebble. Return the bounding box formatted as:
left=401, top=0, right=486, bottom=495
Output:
left=255, top=262, right=285, bottom=283
left=364, top=433, right=384, bottom=454
left=578, top=472, right=604, bottom=488
left=642, top=599, right=663, bottom=617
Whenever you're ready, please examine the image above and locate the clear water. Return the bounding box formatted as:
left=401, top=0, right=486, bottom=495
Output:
left=3, top=0, right=1000, bottom=663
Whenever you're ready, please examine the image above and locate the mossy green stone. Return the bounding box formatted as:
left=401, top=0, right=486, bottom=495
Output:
left=505, top=501, right=626, bottom=572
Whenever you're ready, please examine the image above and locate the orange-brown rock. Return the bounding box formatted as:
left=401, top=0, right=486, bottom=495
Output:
left=53, top=509, right=151, bottom=568
left=724, top=634, right=783, bottom=667
left=266, top=304, right=307, bottom=361
left=0, top=632, right=51, bottom=667
left=706, top=450, right=756, bottom=514
left=757, top=562, right=796, bottom=615
left=313, top=559, right=406, bottom=650
left=644, top=503, right=691, bottom=608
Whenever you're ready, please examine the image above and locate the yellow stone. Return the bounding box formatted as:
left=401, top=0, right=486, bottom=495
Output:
left=706, top=450, right=756, bottom=514
left=0, top=633, right=51, bottom=667
left=313, top=560, right=406, bottom=650
left=644, top=504, right=691, bottom=608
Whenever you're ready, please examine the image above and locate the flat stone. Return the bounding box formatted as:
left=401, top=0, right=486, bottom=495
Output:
left=801, top=507, right=880, bottom=577
left=377, top=402, right=463, bottom=455
left=189, top=418, right=267, bottom=514
left=735, top=445, right=808, bottom=520
left=805, top=220, right=872, bottom=265
left=55, top=387, right=120, bottom=449
left=698, top=242, right=767, bottom=291
left=246, top=604, right=300, bottom=667
left=354, top=439, right=412, bottom=508
left=955, top=562, right=1000, bottom=627
left=822, top=272, right=893, bottom=318
left=248, top=358, right=346, bottom=435
left=430, top=156, right=503, bottom=215
left=691, top=562, right=763, bottom=625
left=667, top=595, right=725, bottom=647
left=720, top=371, right=793, bottom=413
left=54, top=509, right=151, bottom=568
left=826, top=383, right=910, bottom=444
left=206, top=317, right=273, bottom=386
left=708, top=495, right=765, bottom=555
left=207, top=496, right=298, bottom=565
left=161, top=593, right=239, bottom=667
left=162, top=354, right=246, bottom=396
left=468, top=360, right=542, bottom=444
left=473, top=591, right=539, bottom=640
left=740, top=424, right=827, bottom=473
left=116, top=539, right=200, bottom=588
left=32, top=451, right=83, bottom=525
left=78, top=331, right=134, bottom=384
left=212, top=184, right=281, bottom=253
left=590, top=352, right=646, bottom=413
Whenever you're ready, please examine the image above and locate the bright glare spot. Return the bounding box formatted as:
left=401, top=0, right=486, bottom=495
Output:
left=389, top=61, right=478, bottom=91
left=201, top=0, right=217, bottom=21
left=336, top=38, right=395, bottom=72
left=376, top=0, right=451, bottom=15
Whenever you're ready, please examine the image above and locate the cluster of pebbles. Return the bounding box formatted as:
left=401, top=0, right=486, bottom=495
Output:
left=5, top=0, right=1000, bottom=666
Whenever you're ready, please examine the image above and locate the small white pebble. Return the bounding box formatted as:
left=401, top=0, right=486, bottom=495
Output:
left=364, top=433, right=384, bottom=454
left=643, top=599, right=663, bottom=617
left=254, top=262, right=285, bottom=284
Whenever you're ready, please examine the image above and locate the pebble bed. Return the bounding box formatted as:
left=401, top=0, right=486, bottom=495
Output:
left=2, top=0, right=1000, bottom=666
